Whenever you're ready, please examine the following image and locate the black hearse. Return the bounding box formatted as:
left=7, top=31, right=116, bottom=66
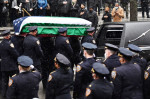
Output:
left=96, top=22, right=150, bottom=61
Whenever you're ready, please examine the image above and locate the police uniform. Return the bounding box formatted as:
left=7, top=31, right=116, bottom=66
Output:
left=0, top=30, right=19, bottom=97
left=73, top=43, right=97, bottom=99
left=111, top=47, right=143, bottom=99
left=55, top=27, right=73, bottom=67
left=85, top=62, right=114, bottom=99
left=81, top=27, right=96, bottom=44
left=103, top=43, right=121, bottom=72
left=23, top=26, right=43, bottom=71
left=46, top=53, right=73, bottom=99
left=144, top=65, right=150, bottom=99
left=7, top=56, right=42, bottom=99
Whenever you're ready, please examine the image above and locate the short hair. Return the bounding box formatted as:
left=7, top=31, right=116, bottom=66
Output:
left=123, top=56, right=132, bottom=62
left=85, top=49, right=94, bottom=55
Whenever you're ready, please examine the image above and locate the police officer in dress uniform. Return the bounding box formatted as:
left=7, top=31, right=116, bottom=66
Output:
left=73, top=43, right=97, bottom=99
left=141, top=0, right=149, bottom=18
left=0, top=30, right=19, bottom=97
left=85, top=62, right=114, bottom=99
left=7, top=55, right=42, bottom=99
left=111, top=47, right=143, bottom=99
left=81, top=27, right=96, bottom=44
left=103, top=43, right=121, bottom=72
left=23, top=26, right=43, bottom=72
left=144, top=65, right=150, bottom=99
left=55, top=27, right=74, bottom=68
left=46, top=53, right=73, bottom=99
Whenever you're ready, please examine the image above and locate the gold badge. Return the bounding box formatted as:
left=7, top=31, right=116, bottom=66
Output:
left=111, top=71, right=117, bottom=79
left=144, top=71, right=149, bottom=80
left=10, top=43, right=14, bottom=48
left=92, top=40, right=96, bottom=44
left=8, top=79, right=13, bottom=87
left=66, top=39, right=69, bottom=44
left=76, top=65, right=82, bottom=72
left=36, top=40, right=40, bottom=45
left=48, top=75, right=53, bottom=82
left=85, top=88, right=91, bottom=97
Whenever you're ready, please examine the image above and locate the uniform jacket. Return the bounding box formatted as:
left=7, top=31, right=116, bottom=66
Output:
left=38, top=0, right=47, bottom=9
left=81, top=35, right=96, bottom=44
left=55, top=35, right=73, bottom=60
left=85, top=79, right=114, bottom=99
left=46, top=68, right=73, bottom=99
left=58, top=0, right=71, bottom=14
left=104, top=54, right=121, bottom=72
left=74, top=58, right=96, bottom=98
left=0, top=39, right=19, bottom=71
left=87, top=10, right=98, bottom=27
left=7, top=71, right=42, bottom=99
left=112, top=62, right=143, bottom=99
left=144, top=65, right=150, bottom=99
left=111, top=6, right=124, bottom=22
left=11, top=35, right=24, bottom=56
left=23, top=34, right=43, bottom=66
left=102, top=11, right=112, bottom=22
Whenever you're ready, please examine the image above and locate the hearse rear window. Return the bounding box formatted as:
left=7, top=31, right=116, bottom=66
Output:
left=106, top=30, right=123, bottom=38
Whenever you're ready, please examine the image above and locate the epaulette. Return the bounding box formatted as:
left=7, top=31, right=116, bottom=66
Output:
left=12, top=74, right=16, bottom=77
left=50, top=71, right=56, bottom=74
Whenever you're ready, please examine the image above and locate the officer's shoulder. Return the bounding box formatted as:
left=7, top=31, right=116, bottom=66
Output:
left=32, top=70, right=41, bottom=75
left=50, top=70, right=57, bottom=75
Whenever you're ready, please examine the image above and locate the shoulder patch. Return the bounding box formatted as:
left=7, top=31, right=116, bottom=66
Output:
left=76, top=65, right=82, bottom=72
left=36, top=40, right=40, bottom=45
left=111, top=71, right=117, bottom=80
left=92, top=40, right=96, bottom=44
left=144, top=71, right=149, bottom=80
left=10, top=43, right=14, bottom=48
left=48, top=75, right=53, bottom=82
left=66, top=39, right=69, bottom=44
left=8, top=78, right=13, bottom=87
left=85, top=88, right=91, bottom=97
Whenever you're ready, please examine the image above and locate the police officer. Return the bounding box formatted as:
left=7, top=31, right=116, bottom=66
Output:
left=11, top=33, right=25, bottom=56
left=55, top=27, right=74, bottom=68
left=111, top=47, right=143, bottom=99
left=23, top=26, right=43, bottom=72
left=81, top=27, right=96, bottom=44
left=103, top=43, right=121, bottom=72
left=85, top=62, right=114, bottom=99
left=0, top=30, right=19, bottom=97
left=128, top=44, right=147, bottom=71
left=144, top=65, right=150, bottom=99
left=7, top=55, right=42, bottom=99
left=46, top=53, right=73, bottom=99
left=141, top=0, right=149, bottom=18
left=73, top=42, right=97, bottom=99
left=120, top=0, right=129, bottom=18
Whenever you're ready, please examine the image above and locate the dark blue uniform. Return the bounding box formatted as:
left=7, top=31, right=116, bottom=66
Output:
left=55, top=35, right=73, bottom=64
left=104, top=54, right=121, bottom=72
left=0, top=39, right=19, bottom=97
left=11, top=35, right=24, bottom=56
left=111, top=62, right=143, bottom=99
left=7, top=71, right=41, bottom=99
left=74, top=58, right=96, bottom=99
left=81, top=35, right=96, bottom=44
left=46, top=68, right=73, bottom=99
left=85, top=79, right=114, bottom=99
left=23, top=34, right=43, bottom=71
left=144, top=65, right=150, bottom=99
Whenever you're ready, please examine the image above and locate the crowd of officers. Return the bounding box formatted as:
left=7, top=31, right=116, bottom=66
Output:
left=0, top=26, right=149, bottom=99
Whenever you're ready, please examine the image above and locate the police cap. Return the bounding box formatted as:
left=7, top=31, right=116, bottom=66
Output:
left=86, top=27, right=95, bottom=32
left=92, top=62, right=109, bottom=75
left=128, top=44, right=142, bottom=53
left=1, top=30, right=10, bottom=36
left=118, top=47, right=134, bottom=58
left=17, top=55, right=33, bottom=67
left=82, top=42, right=97, bottom=50
left=29, top=26, right=37, bottom=32
left=58, top=27, right=67, bottom=33
left=105, top=43, right=118, bottom=51
left=55, top=53, right=70, bottom=67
